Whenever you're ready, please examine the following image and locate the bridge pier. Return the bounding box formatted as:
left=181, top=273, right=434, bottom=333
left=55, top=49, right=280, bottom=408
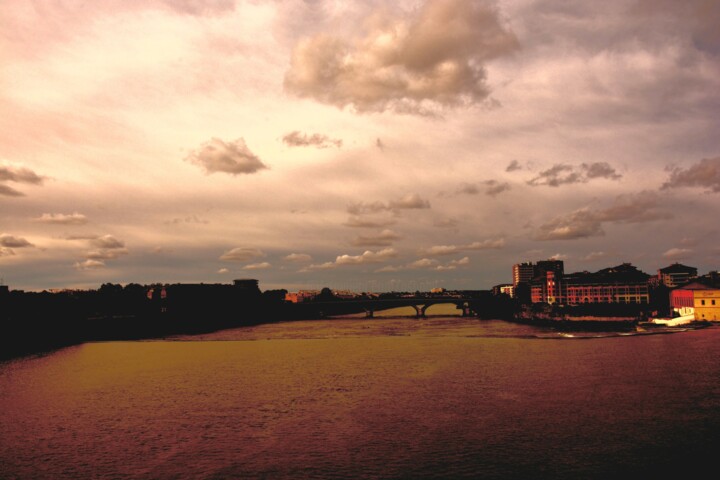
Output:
left=411, top=305, right=426, bottom=318
left=364, top=309, right=374, bottom=318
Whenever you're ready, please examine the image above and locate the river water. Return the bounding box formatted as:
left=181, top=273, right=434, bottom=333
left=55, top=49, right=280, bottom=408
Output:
left=1, top=317, right=719, bottom=479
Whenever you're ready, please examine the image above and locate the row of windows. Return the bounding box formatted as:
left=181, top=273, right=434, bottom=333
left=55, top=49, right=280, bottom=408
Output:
left=700, top=299, right=717, bottom=306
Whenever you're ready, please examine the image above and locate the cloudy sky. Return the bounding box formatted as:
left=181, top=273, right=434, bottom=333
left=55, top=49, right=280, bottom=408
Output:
left=1, top=0, right=719, bottom=292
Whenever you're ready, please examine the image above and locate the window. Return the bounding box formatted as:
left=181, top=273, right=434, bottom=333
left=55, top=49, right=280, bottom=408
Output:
left=713, top=300, right=716, bottom=306
left=701, top=300, right=706, bottom=305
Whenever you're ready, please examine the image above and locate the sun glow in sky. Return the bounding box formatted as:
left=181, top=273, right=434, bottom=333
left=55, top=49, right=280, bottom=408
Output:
left=1, top=0, right=719, bottom=291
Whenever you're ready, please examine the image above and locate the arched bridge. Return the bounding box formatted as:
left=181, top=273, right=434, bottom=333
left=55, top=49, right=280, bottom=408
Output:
left=308, top=297, right=479, bottom=318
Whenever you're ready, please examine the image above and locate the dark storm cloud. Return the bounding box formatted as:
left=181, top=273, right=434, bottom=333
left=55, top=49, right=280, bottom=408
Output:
left=534, top=192, right=670, bottom=240
left=283, top=0, right=519, bottom=114
left=662, top=156, right=720, bottom=192
left=528, top=162, right=622, bottom=187
left=282, top=131, right=342, bottom=148
left=186, top=138, right=268, bottom=175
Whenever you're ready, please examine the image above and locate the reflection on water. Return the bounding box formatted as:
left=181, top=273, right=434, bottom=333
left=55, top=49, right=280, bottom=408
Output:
left=1, top=318, right=719, bottom=479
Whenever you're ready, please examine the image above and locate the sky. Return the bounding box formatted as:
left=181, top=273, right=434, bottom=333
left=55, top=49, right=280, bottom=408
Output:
left=1, top=0, right=720, bottom=292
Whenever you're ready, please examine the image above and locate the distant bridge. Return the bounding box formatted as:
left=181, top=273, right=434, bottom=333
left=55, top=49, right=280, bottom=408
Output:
left=307, top=297, right=479, bottom=318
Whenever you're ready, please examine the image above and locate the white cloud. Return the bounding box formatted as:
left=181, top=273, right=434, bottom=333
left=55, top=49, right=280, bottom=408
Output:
left=219, top=247, right=266, bottom=262
left=284, top=253, right=313, bottom=263
left=335, top=248, right=398, bottom=265
left=243, top=262, right=272, bottom=270
left=74, top=259, right=105, bottom=270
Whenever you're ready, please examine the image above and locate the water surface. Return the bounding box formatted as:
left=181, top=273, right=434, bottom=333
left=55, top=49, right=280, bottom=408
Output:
left=1, top=317, right=719, bottom=479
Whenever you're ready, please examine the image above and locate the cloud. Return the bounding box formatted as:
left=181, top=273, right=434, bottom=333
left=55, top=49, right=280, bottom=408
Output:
left=74, top=259, right=105, bottom=270
left=662, top=156, right=720, bottom=192
left=186, top=137, right=268, bottom=175
left=165, top=215, right=209, bottom=225
left=433, top=217, right=459, bottom=229
left=302, top=262, right=337, bottom=271
left=376, top=138, right=385, bottom=151
left=534, top=193, right=670, bottom=240
left=348, top=194, right=431, bottom=215
left=456, top=183, right=479, bottom=195
left=528, top=162, right=622, bottom=187
left=35, top=213, right=88, bottom=225
left=85, top=248, right=129, bottom=260
left=390, top=193, right=432, bottom=210
left=583, top=251, right=607, bottom=261
left=91, top=235, right=125, bottom=249
left=282, top=131, right=342, bottom=148
left=506, top=160, right=522, bottom=172
left=534, top=208, right=604, bottom=241
left=483, top=180, right=511, bottom=197
left=283, top=0, right=519, bottom=114
left=0, top=165, right=44, bottom=184
left=376, top=255, right=469, bottom=272
left=242, top=262, right=272, bottom=270
left=219, top=247, right=266, bottom=262
left=0, top=234, right=34, bottom=248
left=351, top=229, right=401, bottom=247
left=335, top=248, right=398, bottom=265
left=0, top=164, right=45, bottom=196
left=343, top=215, right=396, bottom=228
left=662, top=248, right=693, bottom=260
left=0, top=247, right=16, bottom=257
left=0, top=184, right=24, bottom=197
left=283, top=253, right=313, bottom=263
left=465, top=238, right=506, bottom=249
left=422, top=245, right=461, bottom=256
left=299, top=247, right=399, bottom=271
left=420, top=238, right=505, bottom=256
left=217, top=268, right=230, bottom=274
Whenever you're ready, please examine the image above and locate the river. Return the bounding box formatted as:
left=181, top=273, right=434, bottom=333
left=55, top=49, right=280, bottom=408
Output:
left=1, top=317, right=719, bottom=479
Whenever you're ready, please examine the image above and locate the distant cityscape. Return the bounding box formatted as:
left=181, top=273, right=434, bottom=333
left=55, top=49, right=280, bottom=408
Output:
left=1, top=258, right=719, bottom=362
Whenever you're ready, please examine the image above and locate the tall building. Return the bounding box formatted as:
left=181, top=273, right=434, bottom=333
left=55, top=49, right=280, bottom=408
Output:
left=657, top=263, right=697, bottom=288
left=512, top=262, right=535, bottom=287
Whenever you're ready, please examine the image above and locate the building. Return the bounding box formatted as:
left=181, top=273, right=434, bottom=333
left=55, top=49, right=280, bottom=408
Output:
left=284, top=290, right=321, bottom=303
left=513, top=260, right=564, bottom=287
left=512, top=262, right=535, bottom=287
left=528, top=263, right=651, bottom=305
left=670, top=282, right=720, bottom=321
left=657, top=263, right=697, bottom=288
left=563, top=264, right=650, bottom=305
left=492, top=283, right=514, bottom=297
